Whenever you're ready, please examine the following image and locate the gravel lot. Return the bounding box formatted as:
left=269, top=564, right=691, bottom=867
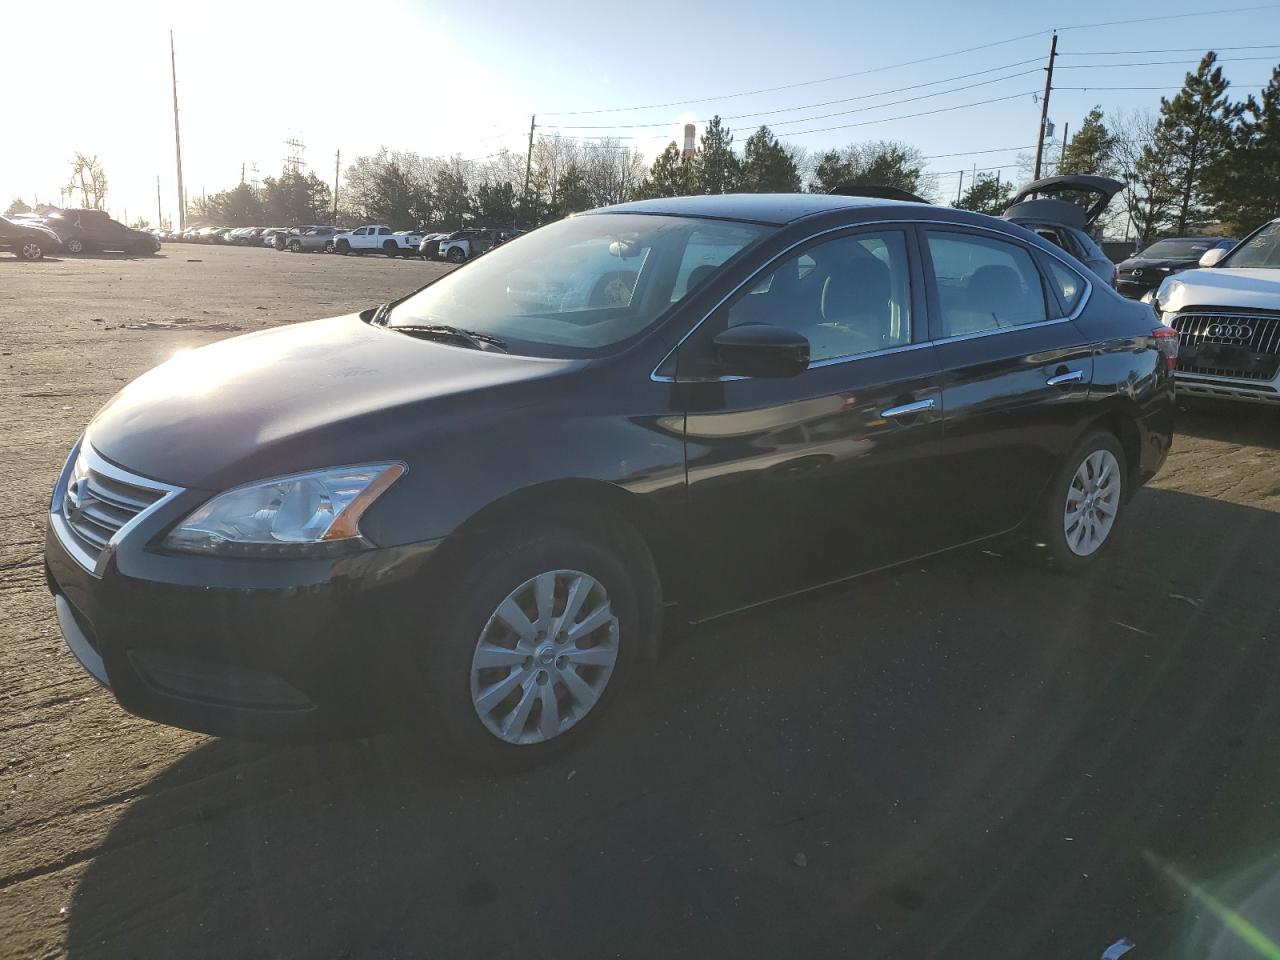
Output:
left=2, top=245, right=1278, bottom=959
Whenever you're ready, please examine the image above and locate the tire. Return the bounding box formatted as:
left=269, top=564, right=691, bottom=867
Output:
left=1040, top=430, right=1127, bottom=570
left=17, top=240, right=44, bottom=260
left=446, top=246, right=466, bottom=263
left=65, top=238, right=84, bottom=255
left=383, top=240, right=399, bottom=258
left=288, top=238, right=302, bottom=253
left=324, top=240, right=335, bottom=254
left=411, top=520, right=653, bottom=771
left=336, top=240, right=350, bottom=256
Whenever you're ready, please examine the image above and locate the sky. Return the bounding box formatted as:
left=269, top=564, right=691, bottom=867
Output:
left=3, top=0, right=1278, bottom=226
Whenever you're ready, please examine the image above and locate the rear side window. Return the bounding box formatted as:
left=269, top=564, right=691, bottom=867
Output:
left=1043, top=257, right=1087, bottom=317
left=926, top=231, right=1048, bottom=336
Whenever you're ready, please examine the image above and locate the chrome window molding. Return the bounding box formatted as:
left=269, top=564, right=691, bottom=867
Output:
left=50, top=439, right=184, bottom=577
left=650, top=217, right=1093, bottom=384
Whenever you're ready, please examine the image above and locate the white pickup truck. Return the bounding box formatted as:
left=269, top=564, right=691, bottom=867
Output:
left=332, top=225, right=420, bottom=258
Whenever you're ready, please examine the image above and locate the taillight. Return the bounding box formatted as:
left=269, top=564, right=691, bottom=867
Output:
left=1153, top=326, right=1179, bottom=371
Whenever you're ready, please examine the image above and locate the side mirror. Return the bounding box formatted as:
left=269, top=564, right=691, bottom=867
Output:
left=713, top=324, right=809, bottom=378
left=1198, top=247, right=1228, bottom=268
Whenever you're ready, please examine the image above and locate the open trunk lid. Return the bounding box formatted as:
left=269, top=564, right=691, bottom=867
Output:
left=1004, top=174, right=1125, bottom=230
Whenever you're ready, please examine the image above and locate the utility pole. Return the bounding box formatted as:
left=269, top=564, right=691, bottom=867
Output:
left=520, top=114, right=535, bottom=227
left=333, top=149, right=340, bottom=224
left=241, top=162, right=246, bottom=185
left=170, top=30, right=186, bottom=230
left=955, top=169, right=964, bottom=204
left=156, top=175, right=162, bottom=227
left=1058, top=121, right=1069, bottom=173
left=1033, top=31, right=1058, bottom=181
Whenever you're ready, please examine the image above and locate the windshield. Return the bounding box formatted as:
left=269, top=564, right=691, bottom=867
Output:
left=1139, top=238, right=1219, bottom=260
left=1223, top=221, right=1280, bottom=269
left=388, top=213, right=769, bottom=357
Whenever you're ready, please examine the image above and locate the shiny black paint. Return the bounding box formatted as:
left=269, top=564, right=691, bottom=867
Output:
left=47, top=200, right=1175, bottom=738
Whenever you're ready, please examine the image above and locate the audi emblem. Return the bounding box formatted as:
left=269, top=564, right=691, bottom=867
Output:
left=1205, top=323, right=1253, bottom=340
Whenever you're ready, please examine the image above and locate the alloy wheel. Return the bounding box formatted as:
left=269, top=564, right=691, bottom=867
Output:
left=470, top=569, right=619, bottom=745
left=1063, top=449, right=1121, bottom=557
left=20, top=242, right=43, bottom=260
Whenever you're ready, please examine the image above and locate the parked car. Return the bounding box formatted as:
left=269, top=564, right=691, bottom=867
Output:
left=180, top=227, right=204, bottom=242
left=0, top=214, right=61, bottom=259
left=44, top=193, right=1174, bottom=768
left=416, top=231, right=450, bottom=259
left=332, top=224, right=414, bottom=257
left=281, top=226, right=340, bottom=253
left=392, top=230, right=425, bottom=257
left=1115, top=236, right=1237, bottom=299
left=261, top=228, right=289, bottom=248
left=194, top=226, right=225, bottom=243
left=40, top=209, right=160, bottom=256
left=1150, top=217, right=1280, bottom=405
left=1003, top=175, right=1124, bottom=287
left=438, top=227, right=502, bottom=263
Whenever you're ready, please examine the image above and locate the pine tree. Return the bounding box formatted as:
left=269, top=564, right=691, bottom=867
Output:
left=1204, top=65, right=1280, bottom=232
left=1153, top=52, right=1237, bottom=234
left=1059, top=107, right=1116, bottom=177
left=638, top=142, right=693, bottom=198
left=955, top=174, right=1015, bottom=216
left=738, top=126, right=802, bottom=192
left=691, top=116, right=740, bottom=195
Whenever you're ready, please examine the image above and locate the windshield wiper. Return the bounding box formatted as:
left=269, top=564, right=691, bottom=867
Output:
left=391, top=324, right=508, bottom=352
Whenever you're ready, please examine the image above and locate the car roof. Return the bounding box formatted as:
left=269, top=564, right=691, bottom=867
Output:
left=592, top=193, right=919, bottom=226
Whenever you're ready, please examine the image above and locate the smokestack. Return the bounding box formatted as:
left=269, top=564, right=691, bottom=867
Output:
left=682, top=124, right=696, bottom=160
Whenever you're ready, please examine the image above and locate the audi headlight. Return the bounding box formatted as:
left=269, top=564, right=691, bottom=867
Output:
left=164, top=462, right=405, bottom=556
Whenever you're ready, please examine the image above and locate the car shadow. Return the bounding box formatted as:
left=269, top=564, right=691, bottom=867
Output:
left=1177, top=397, right=1280, bottom=449
left=61, top=488, right=1280, bottom=959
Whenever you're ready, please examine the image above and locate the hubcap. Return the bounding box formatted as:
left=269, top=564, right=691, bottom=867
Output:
left=470, top=569, right=619, bottom=745
left=1064, top=449, right=1121, bottom=557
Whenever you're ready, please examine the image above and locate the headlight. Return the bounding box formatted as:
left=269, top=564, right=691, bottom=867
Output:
left=164, top=462, right=405, bottom=556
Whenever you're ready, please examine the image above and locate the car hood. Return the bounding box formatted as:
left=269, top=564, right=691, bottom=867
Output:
left=1156, top=268, right=1280, bottom=313
left=86, top=314, right=577, bottom=489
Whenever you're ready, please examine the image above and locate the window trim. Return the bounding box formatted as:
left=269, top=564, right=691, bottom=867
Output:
left=652, top=218, right=1092, bottom=383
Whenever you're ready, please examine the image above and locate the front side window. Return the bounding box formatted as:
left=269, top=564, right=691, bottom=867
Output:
left=926, top=231, right=1049, bottom=336
left=388, top=213, right=768, bottom=358
left=713, top=230, right=913, bottom=364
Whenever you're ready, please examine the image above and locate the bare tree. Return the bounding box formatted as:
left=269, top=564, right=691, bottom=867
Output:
left=67, top=153, right=108, bottom=209
left=580, top=138, right=647, bottom=208
left=1109, top=109, right=1179, bottom=244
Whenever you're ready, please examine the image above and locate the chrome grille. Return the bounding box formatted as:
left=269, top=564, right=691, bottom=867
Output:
left=52, top=444, right=180, bottom=573
left=1172, top=312, right=1280, bottom=381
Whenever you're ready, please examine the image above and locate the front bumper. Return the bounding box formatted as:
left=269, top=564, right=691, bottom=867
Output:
left=1175, top=373, right=1280, bottom=405
left=44, top=454, right=439, bottom=740
left=1116, top=277, right=1160, bottom=299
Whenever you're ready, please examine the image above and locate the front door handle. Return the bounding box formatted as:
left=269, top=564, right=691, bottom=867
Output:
left=880, top=398, right=936, bottom=419
left=1046, top=369, right=1084, bottom=387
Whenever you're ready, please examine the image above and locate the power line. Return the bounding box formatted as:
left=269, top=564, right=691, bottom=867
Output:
left=542, top=58, right=1043, bottom=130
left=541, top=29, right=1051, bottom=116
left=1062, top=43, right=1280, bottom=55
left=1057, top=55, right=1280, bottom=69
left=1057, top=82, right=1270, bottom=90
left=1052, top=3, right=1280, bottom=32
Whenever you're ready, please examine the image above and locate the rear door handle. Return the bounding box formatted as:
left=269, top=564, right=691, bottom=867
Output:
left=1046, top=369, right=1084, bottom=387
left=880, top=398, right=936, bottom=419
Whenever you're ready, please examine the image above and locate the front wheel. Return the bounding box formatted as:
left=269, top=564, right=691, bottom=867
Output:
left=383, top=241, right=400, bottom=258
left=65, top=238, right=84, bottom=255
left=17, top=240, right=45, bottom=260
left=335, top=240, right=350, bottom=255
left=412, top=522, right=653, bottom=771
left=446, top=246, right=466, bottom=263
left=324, top=240, right=335, bottom=254
left=1041, top=430, right=1126, bottom=570
left=288, top=238, right=302, bottom=253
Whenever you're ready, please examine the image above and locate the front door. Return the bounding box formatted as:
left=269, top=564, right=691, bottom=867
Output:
left=679, top=226, right=948, bottom=616
left=921, top=227, right=1095, bottom=544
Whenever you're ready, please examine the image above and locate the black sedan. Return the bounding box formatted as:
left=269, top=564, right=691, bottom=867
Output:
left=41, top=209, right=160, bottom=256
left=45, top=194, right=1175, bottom=769
left=0, top=214, right=61, bottom=259
left=1115, top=236, right=1236, bottom=299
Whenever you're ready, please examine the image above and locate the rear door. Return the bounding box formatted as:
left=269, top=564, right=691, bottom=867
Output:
left=679, top=225, right=948, bottom=615
left=922, top=227, right=1095, bottom=544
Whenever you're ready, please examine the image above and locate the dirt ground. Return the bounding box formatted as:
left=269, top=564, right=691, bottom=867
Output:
left=2, top=245, right=1279, bottom=959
